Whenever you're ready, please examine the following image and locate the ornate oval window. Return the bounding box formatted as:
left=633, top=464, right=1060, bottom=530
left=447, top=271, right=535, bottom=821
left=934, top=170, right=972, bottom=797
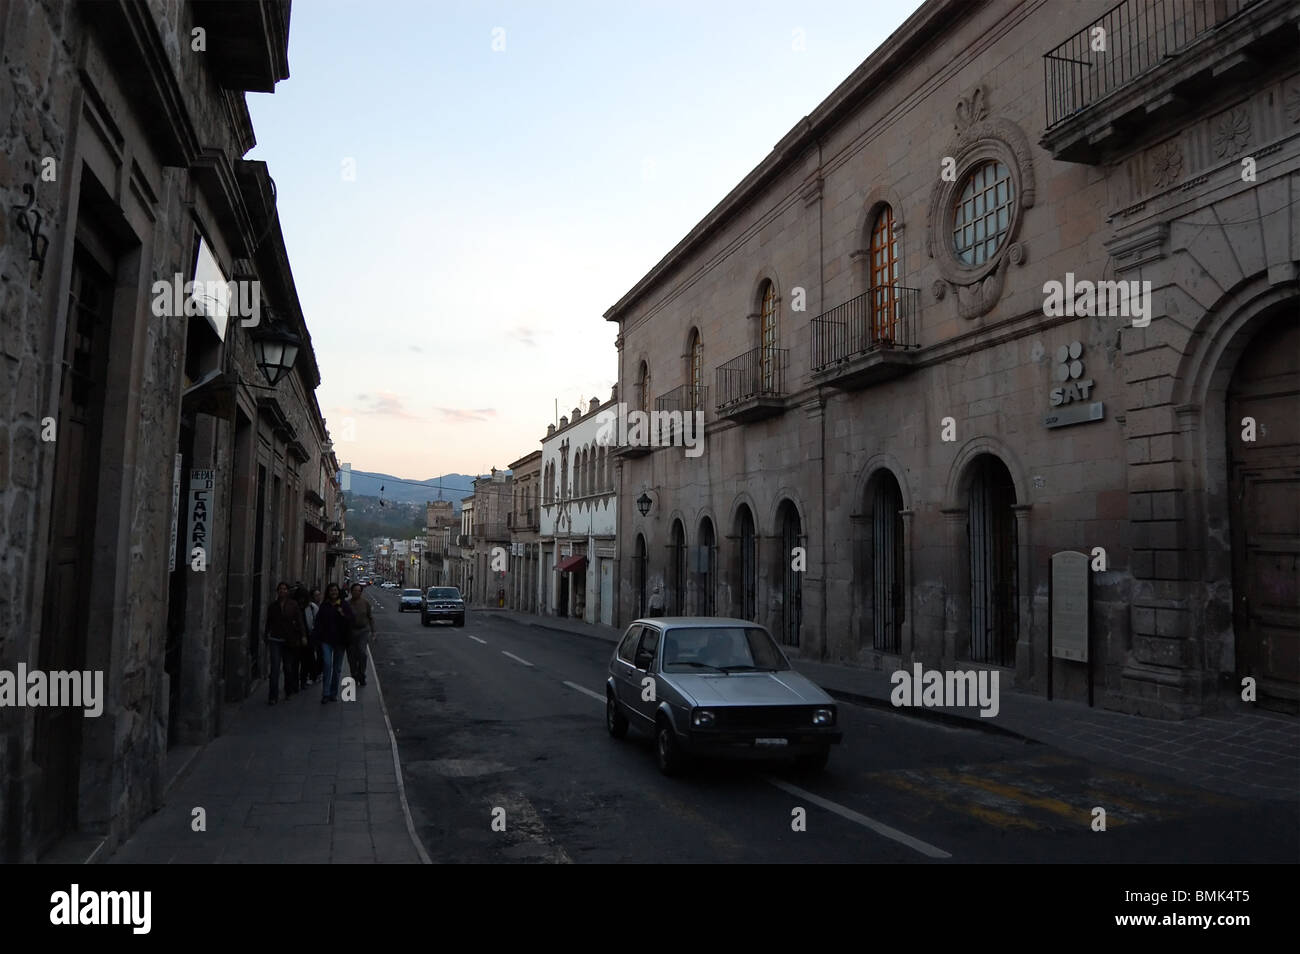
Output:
left=951, top=161, right=1015, bottom=266
left=924, top=86, right=1036, bottom=320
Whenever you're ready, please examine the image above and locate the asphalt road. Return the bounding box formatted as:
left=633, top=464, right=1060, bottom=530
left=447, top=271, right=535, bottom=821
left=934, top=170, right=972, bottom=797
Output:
left=365, top=589, right=1299, bottom=864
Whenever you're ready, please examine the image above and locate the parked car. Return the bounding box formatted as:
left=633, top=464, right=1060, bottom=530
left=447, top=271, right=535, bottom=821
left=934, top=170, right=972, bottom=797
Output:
left=399, top=588, right=423, bottom=612
left=422, top=586, right=465, bottom=627
left=606, top=617, right=842, bottom=776
left=382, top=581, right=399, bottom=589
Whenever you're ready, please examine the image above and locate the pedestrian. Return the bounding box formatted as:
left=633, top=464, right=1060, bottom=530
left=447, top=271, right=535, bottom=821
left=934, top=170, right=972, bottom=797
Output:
left=313, top=582, right=353, bottom=703
left=264, top=581, right=305, bottom=705
left=302, top=586, right=322, bottom=687
left=346, top=582, right=375, bottom=687
left=647, top=581, right=664, bottom=618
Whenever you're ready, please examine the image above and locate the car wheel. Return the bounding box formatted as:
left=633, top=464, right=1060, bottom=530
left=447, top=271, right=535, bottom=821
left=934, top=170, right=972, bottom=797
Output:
left=455, top=615, right=465, bottom=627
left=796, top=746, right=830, bottom=774
left=655, top=717, right=685, bottom=776
left=606, top=692, right=628, bottom=739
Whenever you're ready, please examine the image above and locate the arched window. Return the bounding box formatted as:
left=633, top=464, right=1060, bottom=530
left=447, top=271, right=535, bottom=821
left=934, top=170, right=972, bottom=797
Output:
left=697, top=517, right=716, bottom=616
left=777, top=500, right=802, bottom=646
left=870, top=205, right=900, bottom=344
left=670, top=520, right=686, bottom=615
left=967, top=454, right=1017, bottom=665
left=759, top=282, right=777, bottom=392
left=689, top=330, right=703, bottom=411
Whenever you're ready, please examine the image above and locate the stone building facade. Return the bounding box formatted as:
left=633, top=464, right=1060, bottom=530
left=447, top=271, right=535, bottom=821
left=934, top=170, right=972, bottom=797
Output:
left=468, top=471, right=512, bottom=606
left=0, top=0, right=340, bottom=860
left=539, top=396, right=619, bottom=625
left=605, top=0, right=1299, bottom=718
left=507, top=450, right=542, bottom=613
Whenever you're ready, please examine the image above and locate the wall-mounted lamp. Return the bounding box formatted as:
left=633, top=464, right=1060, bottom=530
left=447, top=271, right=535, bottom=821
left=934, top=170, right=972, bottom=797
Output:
left=250, top=309, right=302, bottom=387
left=636, top=492, right=652, bottom=517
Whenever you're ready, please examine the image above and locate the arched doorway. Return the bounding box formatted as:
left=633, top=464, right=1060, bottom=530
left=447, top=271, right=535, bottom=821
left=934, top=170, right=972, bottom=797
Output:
left=1228, top=310, right=1300, bottom=713
left=697, top=517, right=716, bottom=616
left=966, top=454, right=1017, bottom=666
left=866, top=471, right=905, bottom=653
left=635, top=534, right=648, bottom=618
left=777, top=500, right=802, bottom=647
left=670, top=519, right=686, bottom=615
left=734, top=505, right=757, bottom=621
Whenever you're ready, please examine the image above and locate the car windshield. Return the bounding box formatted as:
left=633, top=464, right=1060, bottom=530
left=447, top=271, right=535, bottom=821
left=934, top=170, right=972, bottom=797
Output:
left=427, top=588, right=461, bottom=599
left=402, top=589, right=421, bottom=597
left=661, top=626, right=790, bottom=672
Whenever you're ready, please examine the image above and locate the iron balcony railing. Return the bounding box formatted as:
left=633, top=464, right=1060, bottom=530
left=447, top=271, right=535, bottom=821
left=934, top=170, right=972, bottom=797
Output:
left=715, top=347, right=788, bottom=409
left=811, top=285, right=920, bottom=373
left=655, top=384, right=710, bottom=418
left=1043, top=0, right=1259, bottom=129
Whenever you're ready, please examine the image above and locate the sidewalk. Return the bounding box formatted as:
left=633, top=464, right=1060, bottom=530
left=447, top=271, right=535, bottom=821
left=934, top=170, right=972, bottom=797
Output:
left=497, top=610, right=1299, bottom=803
left=104, top=654, right=427, bottom=864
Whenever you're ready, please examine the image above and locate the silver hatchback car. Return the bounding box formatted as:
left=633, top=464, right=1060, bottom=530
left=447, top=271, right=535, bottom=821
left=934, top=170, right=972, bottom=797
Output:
left=606, top=617, right=842, bottom=775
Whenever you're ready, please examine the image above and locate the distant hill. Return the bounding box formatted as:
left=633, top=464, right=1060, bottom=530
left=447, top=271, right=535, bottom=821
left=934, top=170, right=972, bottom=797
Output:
left=340, top=470, right=477, bottom=507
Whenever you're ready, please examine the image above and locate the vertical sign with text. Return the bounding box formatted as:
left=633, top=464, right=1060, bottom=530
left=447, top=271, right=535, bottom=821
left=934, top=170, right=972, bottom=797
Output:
left=188, top=469, right=215, bottom=567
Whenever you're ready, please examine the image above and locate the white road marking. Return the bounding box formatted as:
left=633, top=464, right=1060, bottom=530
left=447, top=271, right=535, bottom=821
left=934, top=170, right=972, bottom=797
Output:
left=763, top=775, right=952, bottom=859
left=502, top=650, right=534, bottom=667
left=563, top=681, right=605, bottom=702
left=467, top=635, right=487, bottom=645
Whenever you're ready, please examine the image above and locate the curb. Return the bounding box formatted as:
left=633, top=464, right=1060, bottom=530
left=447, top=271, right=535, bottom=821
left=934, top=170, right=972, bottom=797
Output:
left=367, top=647, right=433, bottom=865
left=820, top=686, right=1038, bottom=741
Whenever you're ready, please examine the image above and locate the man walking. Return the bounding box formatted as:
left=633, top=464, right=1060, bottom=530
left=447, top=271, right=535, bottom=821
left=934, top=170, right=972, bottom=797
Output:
left=346, top=582, right=375, bottom=687
left=264, top=581, right=305, bottom=705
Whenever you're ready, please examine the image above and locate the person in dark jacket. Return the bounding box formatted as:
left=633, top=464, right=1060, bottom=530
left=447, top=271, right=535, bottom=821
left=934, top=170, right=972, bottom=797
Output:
left=264, top=581, right=306, bottom=705
left=313, top=582, right=353, bottom=703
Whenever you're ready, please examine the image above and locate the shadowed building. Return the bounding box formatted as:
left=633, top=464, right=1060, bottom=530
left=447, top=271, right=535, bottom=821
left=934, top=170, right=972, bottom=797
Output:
left=606, top=0, right=1299, bottom=719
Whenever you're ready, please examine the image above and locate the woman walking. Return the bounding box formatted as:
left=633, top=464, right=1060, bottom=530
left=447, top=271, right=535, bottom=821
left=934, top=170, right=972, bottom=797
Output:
left=305, top=587, right=323, bottom=685
left=312, top=582, right=353, bottom=703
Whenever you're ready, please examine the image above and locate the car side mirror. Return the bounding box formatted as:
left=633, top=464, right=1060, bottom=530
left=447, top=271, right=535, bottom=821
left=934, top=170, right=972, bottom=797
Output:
left=634, top=650, right=654, bottom=670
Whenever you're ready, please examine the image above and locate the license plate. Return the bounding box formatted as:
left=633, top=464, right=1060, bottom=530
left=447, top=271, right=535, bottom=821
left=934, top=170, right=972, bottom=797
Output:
left=754, top=738, right=788, bottom=746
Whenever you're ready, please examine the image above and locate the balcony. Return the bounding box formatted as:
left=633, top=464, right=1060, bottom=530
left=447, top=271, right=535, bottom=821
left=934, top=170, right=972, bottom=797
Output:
left=810, top=286, right=920, bottom=390
left=656, top=384, right=710, bottom=421
left=715, top=347, right=788, bottom=423
left=612, top=406, right=655, bottom=459
left=1041, top=0, right=1296, bottom=163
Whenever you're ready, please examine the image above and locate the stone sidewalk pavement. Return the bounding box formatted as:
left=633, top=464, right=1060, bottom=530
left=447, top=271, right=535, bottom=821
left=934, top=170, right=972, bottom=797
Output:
left=495, top=609, right=1298, bottom=803
left=105, top=651, right=428, bottom=864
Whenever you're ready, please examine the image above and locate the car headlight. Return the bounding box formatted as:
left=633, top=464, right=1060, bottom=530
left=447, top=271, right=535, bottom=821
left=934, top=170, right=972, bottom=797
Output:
left=691, top=708, right=715, bottom=728
left=812, top=708, right=835, bottom=726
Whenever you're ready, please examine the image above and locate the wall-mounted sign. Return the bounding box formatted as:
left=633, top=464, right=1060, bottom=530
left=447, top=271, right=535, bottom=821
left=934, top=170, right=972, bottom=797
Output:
left=168, top=454, right=183, bottom=572
left=1044, top=341, right=1104, bottom=429
left=188, top=469, right=215, bottom=561
left=1051, top=550, right=1089, bottom=662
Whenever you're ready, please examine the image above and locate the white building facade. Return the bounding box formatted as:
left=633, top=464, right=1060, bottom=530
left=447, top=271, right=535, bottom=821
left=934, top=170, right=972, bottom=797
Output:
left=539, top=395, right=619, bottom=625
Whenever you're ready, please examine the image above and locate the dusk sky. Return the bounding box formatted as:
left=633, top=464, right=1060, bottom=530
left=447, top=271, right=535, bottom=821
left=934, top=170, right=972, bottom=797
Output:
left=245, top=0, right=917, bottom=482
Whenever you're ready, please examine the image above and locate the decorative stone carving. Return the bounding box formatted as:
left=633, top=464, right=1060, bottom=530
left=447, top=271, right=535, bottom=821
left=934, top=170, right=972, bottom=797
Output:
left=1211, top=106, right=1251, bottom=158
left=1149, top=140, right=1183, bottom=188
left=954, top=85, right=987, bottom=131
left=1285, top=83, right=1300, bottom=125
left=932, top=279, right=947, bottom=301
left=925, top=84, right=1034, bottom=320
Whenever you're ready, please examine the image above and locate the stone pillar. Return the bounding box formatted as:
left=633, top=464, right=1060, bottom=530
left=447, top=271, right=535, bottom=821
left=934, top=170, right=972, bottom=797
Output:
left=899, top=509, right=915, bottom=663
left=1012, top=503, right=1033, bottom=688
left=940, top=507, right=967, bottom=665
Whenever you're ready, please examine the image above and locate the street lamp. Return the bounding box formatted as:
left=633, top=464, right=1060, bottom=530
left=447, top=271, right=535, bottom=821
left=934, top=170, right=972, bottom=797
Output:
left=249, top=310, right=302, bottom=387
left=636, top=492, right=652, bottom=517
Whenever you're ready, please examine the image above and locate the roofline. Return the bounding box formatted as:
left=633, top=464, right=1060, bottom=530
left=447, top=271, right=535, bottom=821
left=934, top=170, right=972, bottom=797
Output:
left=602, top=0, right=982, bottom=324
